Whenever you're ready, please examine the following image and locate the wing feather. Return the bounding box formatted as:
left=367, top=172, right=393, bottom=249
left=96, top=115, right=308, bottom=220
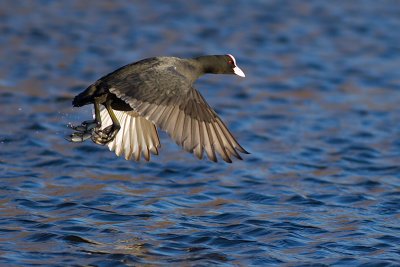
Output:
left=106, top=63, right=247, bottom=162
left=97, top=107, right=160, bottom=161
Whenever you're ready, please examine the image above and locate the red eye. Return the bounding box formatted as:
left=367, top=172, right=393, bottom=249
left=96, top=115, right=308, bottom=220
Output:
left=228, top=60, right=233, bottom=65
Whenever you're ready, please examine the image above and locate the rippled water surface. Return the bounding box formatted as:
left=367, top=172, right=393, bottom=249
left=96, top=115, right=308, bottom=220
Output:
left=1, top=1, right=400, bottom=266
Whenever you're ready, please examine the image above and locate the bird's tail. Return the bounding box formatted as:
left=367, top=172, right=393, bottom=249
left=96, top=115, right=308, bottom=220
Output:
left=72, top=85, right=96, bottom=107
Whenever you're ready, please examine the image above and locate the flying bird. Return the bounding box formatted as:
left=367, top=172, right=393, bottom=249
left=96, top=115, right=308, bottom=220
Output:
left=67, top=54, right=248, bottom=163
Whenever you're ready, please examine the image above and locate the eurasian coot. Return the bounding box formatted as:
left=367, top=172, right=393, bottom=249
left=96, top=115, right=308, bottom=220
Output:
left=67, top=54, right=248, bottom=163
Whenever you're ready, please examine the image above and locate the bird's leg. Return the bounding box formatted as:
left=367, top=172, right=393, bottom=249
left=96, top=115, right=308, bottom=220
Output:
left=66, top=99, right=102, bottom=143
left=91, top=100, right=120, bottom=145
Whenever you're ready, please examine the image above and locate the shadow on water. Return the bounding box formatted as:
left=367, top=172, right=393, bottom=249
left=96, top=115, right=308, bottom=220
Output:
left=1, top=0, right=400, bottom=266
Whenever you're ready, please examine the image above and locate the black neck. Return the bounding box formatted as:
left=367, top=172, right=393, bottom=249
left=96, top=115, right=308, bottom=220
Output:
left=193, top=55, right=225, bottom=74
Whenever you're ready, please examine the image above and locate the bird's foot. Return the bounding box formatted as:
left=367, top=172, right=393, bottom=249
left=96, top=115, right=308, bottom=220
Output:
left=91, top=125, right=120, bottom=145
left=66, top=131, right=93, bottom=142
left=65, top=120, right=99, bottom=143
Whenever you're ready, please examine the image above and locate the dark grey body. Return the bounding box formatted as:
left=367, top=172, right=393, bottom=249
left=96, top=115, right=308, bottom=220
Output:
left=69, top=55, right=248, bottom=162
left=73, top=56, right=234, bottom=115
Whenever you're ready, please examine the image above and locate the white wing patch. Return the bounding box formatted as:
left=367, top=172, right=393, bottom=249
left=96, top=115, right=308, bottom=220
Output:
left=98, top=106, right=160, bottom=161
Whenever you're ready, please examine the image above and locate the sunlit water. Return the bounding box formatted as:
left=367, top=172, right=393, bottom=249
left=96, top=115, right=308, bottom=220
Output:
left=1, top=1, right=400, bottom=266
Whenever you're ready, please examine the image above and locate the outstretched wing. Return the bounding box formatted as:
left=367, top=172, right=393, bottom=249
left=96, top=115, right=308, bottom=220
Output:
left=98, top=106, right=160, bottom=161
left=108, top=65, right=248, bottom=162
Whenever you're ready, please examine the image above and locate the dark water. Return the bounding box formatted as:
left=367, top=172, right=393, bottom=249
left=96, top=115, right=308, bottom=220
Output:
left=1, top=0, right=400, bottom=266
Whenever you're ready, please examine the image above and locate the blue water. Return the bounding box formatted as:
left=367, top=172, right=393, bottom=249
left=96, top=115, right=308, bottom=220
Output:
left=1, top=1, right=400, bottom=266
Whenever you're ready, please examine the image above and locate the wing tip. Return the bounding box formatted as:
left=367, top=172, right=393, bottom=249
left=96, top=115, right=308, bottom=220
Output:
left=239, top=147, right=250, bottom=154
left=223, top=157, right=233, bottom=163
